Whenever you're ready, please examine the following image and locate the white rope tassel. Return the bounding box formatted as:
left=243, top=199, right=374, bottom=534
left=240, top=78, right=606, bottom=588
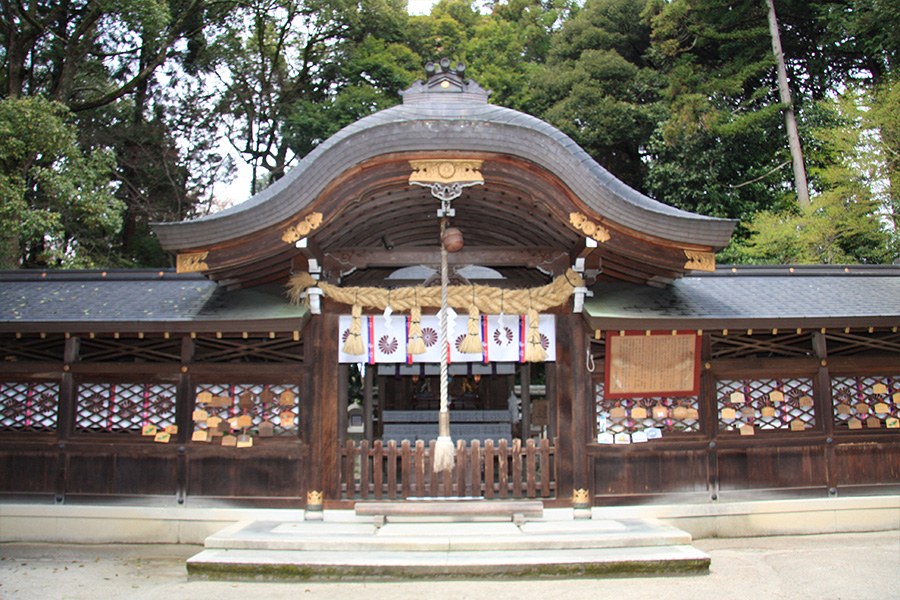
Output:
left=433, top=218, right=455, bottom=473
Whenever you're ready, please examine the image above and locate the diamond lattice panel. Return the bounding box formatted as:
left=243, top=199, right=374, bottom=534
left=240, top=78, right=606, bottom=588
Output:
left=0, top=381, right=59, bottom=433
left=75, top=382, right=176, bottom=433
left=831, top=375, right=899, bottom=431
left=717, top=378, right=816, bottom=434
left=594, top=381, right=700, bottom=440
left=193, top=383, right=299, bottom=441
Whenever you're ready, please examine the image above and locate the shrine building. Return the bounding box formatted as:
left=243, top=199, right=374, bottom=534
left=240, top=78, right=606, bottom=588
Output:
left=1, top=62, right=898, bottom=527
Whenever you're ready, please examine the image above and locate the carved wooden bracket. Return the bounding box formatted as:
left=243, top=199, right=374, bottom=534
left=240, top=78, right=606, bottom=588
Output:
left=569, top=212, right=610, bottom=243
left=282, top=212, right=324, bottom=243
left=176, top=251, right=209, bottom=273
left=684, top=250, right=716, bottom=272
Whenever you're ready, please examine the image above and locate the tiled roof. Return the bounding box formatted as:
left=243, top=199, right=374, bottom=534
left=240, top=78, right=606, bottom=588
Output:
left=0, top=270, right=309, bottom=333
left=153, top=74, right=736, bottom=251
left=584, top=265, right=900, bottom=330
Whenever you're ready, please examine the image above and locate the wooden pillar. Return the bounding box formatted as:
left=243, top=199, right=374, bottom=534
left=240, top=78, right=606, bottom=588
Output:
left=308, top=313, right=340, bottom=504
left=176, top=334, right=195, bottom=503
left=364, top=366, right=374, bottom=442
left=57, top=336, right=79, bottom=442
left=338, top=364, right=348, bottom=443
left=56, top=335, right=79, bottom=502
left=554, top=313, right=588, bottom=504
left=814, top=331, right=837, bottom=494
left=700, top=333, right=720, bottom=500
left=520, top=363, right=531, bottom=439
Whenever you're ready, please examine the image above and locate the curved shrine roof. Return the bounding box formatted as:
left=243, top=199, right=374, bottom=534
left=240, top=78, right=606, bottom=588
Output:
left=152, top=64, right=737, bottom=290
left=155, top=73, right=734, bottom=252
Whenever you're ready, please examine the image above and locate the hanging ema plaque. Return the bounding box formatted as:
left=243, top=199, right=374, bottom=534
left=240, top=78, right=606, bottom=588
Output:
left=605, top=331, right=701, bottom=399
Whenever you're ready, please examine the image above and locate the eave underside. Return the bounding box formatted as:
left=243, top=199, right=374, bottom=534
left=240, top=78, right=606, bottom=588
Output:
left=179, top=153, right=718, bottom=290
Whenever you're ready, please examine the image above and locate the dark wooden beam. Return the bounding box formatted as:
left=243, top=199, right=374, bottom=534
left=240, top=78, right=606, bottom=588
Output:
left=322, top=246, right=569, bottom=271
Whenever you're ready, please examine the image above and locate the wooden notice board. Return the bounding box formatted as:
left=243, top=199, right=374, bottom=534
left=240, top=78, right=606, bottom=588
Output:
left=604, top=331, right=701, bottom=398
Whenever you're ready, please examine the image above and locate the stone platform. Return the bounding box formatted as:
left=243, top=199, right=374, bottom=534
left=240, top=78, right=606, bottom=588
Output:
left=186, top=511, right=710, bottom=580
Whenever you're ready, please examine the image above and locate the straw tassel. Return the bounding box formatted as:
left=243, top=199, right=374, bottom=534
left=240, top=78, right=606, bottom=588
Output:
left=524, top=308, right=547, bottom=362
left=407, top=305, right=426, bottom=355
left=343, top=304, right=365, bottom=355
left=458, top=303, right=482, bottom=354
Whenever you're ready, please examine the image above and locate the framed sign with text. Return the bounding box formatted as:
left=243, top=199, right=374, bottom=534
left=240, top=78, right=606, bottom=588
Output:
left=604, top=331, right=701, bottom=398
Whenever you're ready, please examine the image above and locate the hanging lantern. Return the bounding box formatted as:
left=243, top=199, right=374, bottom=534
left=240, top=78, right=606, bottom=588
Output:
left=442, top=227, right=463, bottom=252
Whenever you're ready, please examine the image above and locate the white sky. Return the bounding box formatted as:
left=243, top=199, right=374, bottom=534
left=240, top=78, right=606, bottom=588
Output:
left=407, top=0, right=437, bottom=15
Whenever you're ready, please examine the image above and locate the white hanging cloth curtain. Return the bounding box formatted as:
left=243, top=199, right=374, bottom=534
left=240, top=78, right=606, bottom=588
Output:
left=337, top=314, right=556, bottom=364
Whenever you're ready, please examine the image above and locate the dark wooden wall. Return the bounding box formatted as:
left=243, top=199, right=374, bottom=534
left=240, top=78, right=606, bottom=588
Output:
left=2, top=325, right=898, bottom=508
left=588, top=328, right=900, bottom=504
left=0, top=333, right=310, bottom=507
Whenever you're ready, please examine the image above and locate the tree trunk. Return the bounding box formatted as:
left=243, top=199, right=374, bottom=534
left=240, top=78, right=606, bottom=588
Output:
left=765, top=0, right=810, bottom=208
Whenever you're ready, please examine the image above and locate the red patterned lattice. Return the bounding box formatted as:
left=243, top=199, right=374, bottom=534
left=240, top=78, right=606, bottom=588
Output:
left=831, top=376, right=899, bottom=430
left=193, top=383, right=299, bottom=439
left=0, top=381, right=59, bottom=433
left=716, top=378, right=816, bottom=433
left=593, top=381, right=700, bottom=438
left=75, top=382, right=176, bottom=433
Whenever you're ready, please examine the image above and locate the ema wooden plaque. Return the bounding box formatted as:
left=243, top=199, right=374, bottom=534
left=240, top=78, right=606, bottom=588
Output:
left=605, top=332, right=700, bottom=398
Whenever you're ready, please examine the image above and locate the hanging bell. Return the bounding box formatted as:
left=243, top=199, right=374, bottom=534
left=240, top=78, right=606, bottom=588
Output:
left=442, top=227, right=464, bottom=252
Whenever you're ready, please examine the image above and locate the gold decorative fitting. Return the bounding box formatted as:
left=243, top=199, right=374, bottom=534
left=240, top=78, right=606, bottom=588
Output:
left=573, top=488, right=590, bottom=504
left=307, top=490, right=323, bottom=505
left=176, top=251, right=209, bottom=273
left=684, top=250, right=715, bottom=272
left=569, top=212, right=610, bottom=243
left=282, top=212, right=324, bottom=243
left=408, top=159, right=484, bottom=184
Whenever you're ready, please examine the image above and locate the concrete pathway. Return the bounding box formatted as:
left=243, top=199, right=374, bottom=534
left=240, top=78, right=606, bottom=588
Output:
left=1, top=530, right=898, bottom=600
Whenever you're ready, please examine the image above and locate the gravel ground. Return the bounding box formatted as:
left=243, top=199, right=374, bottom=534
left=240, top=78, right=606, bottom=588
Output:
left=1, top=530, right=898, bottom=600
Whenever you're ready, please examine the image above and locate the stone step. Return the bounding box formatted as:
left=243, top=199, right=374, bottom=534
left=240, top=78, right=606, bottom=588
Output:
left=187, top=544, right=711, bottom=580
left=202, top=518, right=692, bottom=553
left=189, top=517, right=709, bottom=579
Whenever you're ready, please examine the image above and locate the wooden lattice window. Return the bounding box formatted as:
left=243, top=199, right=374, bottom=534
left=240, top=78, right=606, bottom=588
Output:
left=0, top=381, right=59, bottom=433
left=192, top=383, right=300, bottom=441
left=593, top=381, right=700, bottom=442
left=75, top=382, right=176, bottom=434
left=0, top=335, right=66, bottom=362
left=716, top=378, right=816, bottom=433
left=77, top=336, right=182, bottom=363
left=710, top=331, right=813, bottom=359
left=192, top=335, right=304, bottom=363
left=831, top=376, right=900, bottom=430
left=825, top=329, right=900, bottom=357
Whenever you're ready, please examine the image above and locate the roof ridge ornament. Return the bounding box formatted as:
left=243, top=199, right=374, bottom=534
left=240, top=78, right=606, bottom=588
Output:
left=400, top=59, right=491, bottom=104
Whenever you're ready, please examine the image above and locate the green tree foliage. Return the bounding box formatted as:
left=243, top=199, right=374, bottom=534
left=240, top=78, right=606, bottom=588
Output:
left=645, top=0, right=793, bottom=224
left=742, top=86, right=899, bottom=264
left=0, top=0, right=234, bottom=267
left=207, top=0, right=411, bottom=192
left=531, top=0, right=664, bottom=190
left=404, top=0, right=572, bottom=111
left=0, top=97, right=123, bottom=268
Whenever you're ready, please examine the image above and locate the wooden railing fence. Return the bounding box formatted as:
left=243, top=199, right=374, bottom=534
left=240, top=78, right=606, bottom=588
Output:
left=340, top=438, right=556, bottom=500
